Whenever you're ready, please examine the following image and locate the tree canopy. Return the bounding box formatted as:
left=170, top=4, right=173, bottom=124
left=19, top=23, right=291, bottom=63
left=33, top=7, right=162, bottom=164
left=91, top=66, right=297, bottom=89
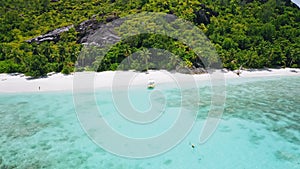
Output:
left=0, top=0, right=299, bottom=77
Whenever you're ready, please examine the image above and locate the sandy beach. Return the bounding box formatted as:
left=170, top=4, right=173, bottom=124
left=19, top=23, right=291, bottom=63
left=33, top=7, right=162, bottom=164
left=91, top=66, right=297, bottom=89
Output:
left=0, top=68, right=299, bottom=93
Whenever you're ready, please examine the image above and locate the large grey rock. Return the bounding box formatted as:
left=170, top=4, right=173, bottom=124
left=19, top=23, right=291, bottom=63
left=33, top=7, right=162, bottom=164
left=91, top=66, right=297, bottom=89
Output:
left=26, top=25, right=74, bottom=44
left=26, top=14, right=120, bottom=44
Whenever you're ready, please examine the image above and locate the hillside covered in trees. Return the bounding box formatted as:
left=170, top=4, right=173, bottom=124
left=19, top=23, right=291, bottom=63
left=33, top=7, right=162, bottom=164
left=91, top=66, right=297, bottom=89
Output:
left=0, top=0, right=299, bottom=77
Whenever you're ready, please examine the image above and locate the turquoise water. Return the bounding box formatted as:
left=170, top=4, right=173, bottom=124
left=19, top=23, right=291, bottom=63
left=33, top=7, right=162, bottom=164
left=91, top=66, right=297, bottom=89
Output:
left=0, top=76, right=299, bottom=168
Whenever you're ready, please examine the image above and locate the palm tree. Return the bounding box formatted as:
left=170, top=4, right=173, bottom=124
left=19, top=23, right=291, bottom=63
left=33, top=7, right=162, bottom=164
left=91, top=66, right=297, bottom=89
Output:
left=123, top=44, right=132, bottom=68
left=169, top=54, right=181, bottom=70
left=139, top=48, right=151, bottom=72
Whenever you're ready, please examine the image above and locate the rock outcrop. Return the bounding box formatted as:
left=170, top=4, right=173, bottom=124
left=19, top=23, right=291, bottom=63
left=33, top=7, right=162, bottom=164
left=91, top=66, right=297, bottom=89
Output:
left=26, top=25, right=74, bottom=44
left=26, top=14, right=120, bottom=44
left=75, top=18, right=102, bottom=44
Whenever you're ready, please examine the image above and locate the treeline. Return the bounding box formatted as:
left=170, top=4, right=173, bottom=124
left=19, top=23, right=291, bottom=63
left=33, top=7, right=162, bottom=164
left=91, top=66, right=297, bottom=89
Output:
left=0, top=0, right=299, bottom=77
left=207, top=0, right=300, bottom=69
left=0, top=30, right=81, bottom=77
left=79, top=34, right=203, bottom=73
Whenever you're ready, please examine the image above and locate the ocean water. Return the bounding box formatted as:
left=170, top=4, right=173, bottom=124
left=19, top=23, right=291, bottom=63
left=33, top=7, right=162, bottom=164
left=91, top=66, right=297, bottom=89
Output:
left=0, top=76, right=299, bottom=169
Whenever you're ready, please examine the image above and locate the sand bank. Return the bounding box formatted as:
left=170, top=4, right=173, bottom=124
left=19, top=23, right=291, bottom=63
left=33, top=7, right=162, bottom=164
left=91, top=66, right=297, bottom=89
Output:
left=0, top=68, right=299, bottom=93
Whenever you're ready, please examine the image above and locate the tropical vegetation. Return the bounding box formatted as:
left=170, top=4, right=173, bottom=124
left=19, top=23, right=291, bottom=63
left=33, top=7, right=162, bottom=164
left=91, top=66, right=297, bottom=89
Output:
left=0, top=0, right=299, bottom=77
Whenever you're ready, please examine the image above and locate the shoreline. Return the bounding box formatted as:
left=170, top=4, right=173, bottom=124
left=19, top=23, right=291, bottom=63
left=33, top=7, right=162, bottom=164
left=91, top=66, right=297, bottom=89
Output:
left=0, top=68, right=299, bottom=93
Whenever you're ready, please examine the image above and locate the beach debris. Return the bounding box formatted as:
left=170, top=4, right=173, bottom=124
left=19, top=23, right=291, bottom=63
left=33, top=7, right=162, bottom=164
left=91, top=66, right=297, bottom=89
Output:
left=234, top=60, right=249, bottom=76
left=235, top=65, right=243, bottom=76
left=221, top=68, right=229, bottom=73
left=290, top=70, right=298, bottom=73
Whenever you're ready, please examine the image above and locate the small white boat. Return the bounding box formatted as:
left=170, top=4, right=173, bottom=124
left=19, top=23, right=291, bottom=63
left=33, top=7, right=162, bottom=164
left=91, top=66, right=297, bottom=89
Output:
left=147, top=79, right=155, bottom=89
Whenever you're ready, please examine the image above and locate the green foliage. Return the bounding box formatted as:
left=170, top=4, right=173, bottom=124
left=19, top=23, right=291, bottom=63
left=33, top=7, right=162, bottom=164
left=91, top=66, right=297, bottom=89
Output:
left=222, top=38, right=237, bottom=50
left=61, top=63, right=74, bottom=74
left=0, top=60, right=21, bottom=73
left=25, top=54, right=49, bottom=77
left=261, top=23, right=276, bottom=41
left=206, top=0, right=300, bottom=69
left=0, top=0, right=299, bottom=77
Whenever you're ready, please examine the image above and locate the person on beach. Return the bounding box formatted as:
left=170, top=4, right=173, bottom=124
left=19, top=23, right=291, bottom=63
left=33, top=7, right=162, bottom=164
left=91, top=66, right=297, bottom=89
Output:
left=39, top=86, right=40, bottom=91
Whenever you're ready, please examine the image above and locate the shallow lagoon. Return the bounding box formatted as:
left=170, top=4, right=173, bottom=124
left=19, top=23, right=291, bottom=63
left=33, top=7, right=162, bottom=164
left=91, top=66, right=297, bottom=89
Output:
left=0, top=76, right=299, bottom=168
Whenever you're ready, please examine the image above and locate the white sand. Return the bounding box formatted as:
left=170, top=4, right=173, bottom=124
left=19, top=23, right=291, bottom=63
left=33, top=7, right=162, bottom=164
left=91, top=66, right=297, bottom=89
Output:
left=0, top=68, right=299, bottom=93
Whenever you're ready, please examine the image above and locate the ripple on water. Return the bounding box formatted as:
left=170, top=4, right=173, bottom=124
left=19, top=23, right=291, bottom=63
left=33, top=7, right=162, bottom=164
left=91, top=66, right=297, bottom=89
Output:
left=274, top=150, right=298, bottom=161
left=249, top=133, right=265, bottom=145
left=225, top=77, right=300, bottom=147
left=0, top=77, right=299, bottom=168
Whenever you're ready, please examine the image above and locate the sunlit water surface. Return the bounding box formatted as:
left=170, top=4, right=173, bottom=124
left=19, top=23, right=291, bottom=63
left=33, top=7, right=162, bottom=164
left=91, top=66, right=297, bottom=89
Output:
left=0, top=76, right=299, bottom=169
